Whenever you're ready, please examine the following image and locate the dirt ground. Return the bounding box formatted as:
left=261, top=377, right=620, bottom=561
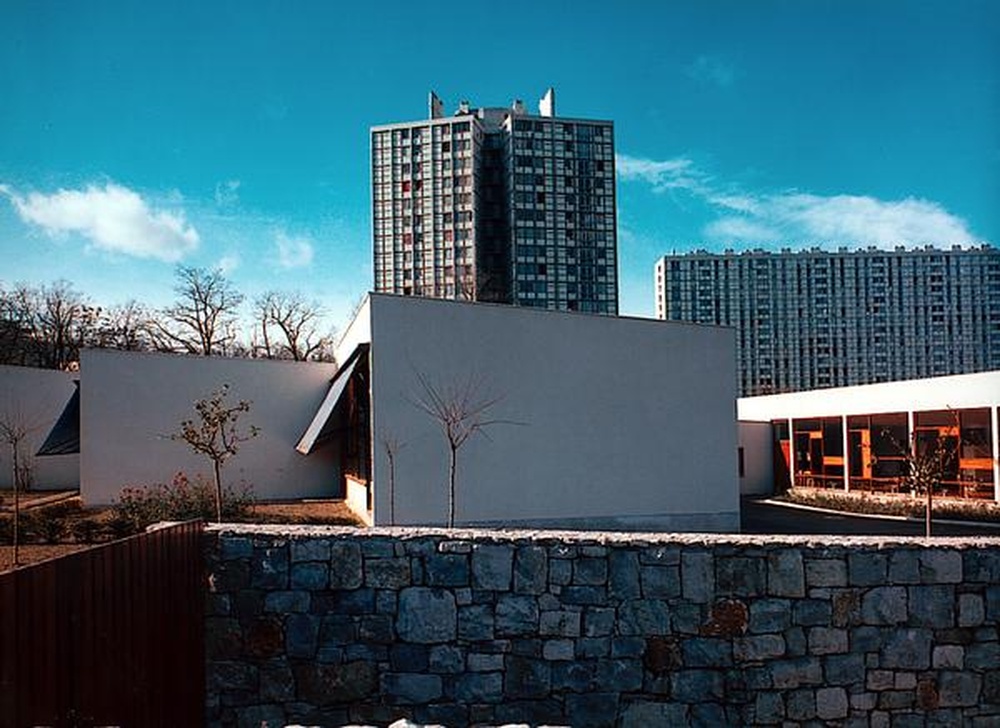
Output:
left=0, top=544, right=90, bottom=571
left=248, top=499, right=364, bottom=526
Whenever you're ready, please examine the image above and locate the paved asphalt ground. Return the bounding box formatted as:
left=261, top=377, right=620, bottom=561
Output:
left=740, top=497, right=1000, bottom=537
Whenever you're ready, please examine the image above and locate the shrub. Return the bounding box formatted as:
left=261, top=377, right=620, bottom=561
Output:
left=112, top=472, right=254, bottom=533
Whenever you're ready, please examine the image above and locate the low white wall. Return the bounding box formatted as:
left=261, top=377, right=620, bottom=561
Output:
left=368, top=295, right=739, bottom=532
left=0, top=365, right=79, bottom=490
left=80, top=350, right=341, bottom=505
left=738, top=420, right=774, bottom=496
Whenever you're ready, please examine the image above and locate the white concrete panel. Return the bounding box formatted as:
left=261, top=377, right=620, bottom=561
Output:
left=0, top=365, right=79, bottom=490
left=738, top=421, right=774, bottom=496
left=80, top=350, right=340, bottom=505
left=368, top=295, right=739, bottom=532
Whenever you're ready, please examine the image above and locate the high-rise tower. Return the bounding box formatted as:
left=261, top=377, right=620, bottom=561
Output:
left=371, top=89, right=618, bottom=314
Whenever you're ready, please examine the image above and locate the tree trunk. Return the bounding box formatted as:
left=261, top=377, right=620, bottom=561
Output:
left=213, top=460, right=223, bottom=523
left=926, top=484, right=933, bottom=538
left=448, top=447, right=457, bottom=528
left=12, top=447, right=20, bottom=567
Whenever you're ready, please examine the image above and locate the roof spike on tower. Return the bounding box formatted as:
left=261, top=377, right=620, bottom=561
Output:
left=429, top=91, right=444, bottom=119
left=539, top=87, right=555, bottom=117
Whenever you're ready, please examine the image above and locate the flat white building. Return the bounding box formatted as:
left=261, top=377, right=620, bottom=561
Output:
left=372, top=89, right=618, bottom=314
left=738, top=370, right=1000, bottom=500
left=656, top=246, right=1000, bottom=395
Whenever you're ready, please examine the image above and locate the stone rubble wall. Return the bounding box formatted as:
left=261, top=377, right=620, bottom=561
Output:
left=205, top=525, right=1000, bottom=727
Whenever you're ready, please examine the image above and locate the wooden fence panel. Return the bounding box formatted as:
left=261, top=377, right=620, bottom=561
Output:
left=0, top=521, right=205, bottom=728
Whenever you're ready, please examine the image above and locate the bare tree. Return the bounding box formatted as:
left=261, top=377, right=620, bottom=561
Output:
left=412, top=369, right=511, bottom=527
left=0, top=405, right=36, bottom=568
left=380, top=430, right=406, bottom=526
left=253, top=291, right=335, bottom=361
left=171, top=384, right=259, bottom=522
left=154, top=267, right=244, bottom=356
left=94, top=299, right=156, bottom=351
left=878, top=410, right=960, bottom=537
left=0, top=281, right=97, bottom=369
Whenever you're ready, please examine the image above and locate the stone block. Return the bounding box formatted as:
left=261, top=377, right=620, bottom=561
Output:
left=250, top=546, right=289, bottom=589
left=359, top=538, right=393, bottom=557
left=294, top=661, right=377, bottom=705
left=965, top=642, right=1000, bottom=670
left=452, top=672, right=502, bottom=702
left=768, top=549, right=805, bottom=597
left=618, top=599, right=671, bottom=635
left=816, top=686, right=848, bottom=720
left=850, top=625, right=882, bottom=652
left=672, top=669, right=724, bottom=701
left=861, top=586, right=907, bottom=625
left=290, top=537, right=329, bottom=563
left=958, top=593, right=985, bottom=627
left=264, top=590, right=310, bottom=613
left=831, top=588, right=861, bottom=627
left=471, top=543, right=513, bottom=590
left=681, top=551, right=714, bottom=603
left=574, top=557, right=608, bottom=586
left=908, top=585, right=955, bottom=628
left=792, top=598, right=830, bottom=626
left=611, top=636, right=646, bottom=658
left=561, top=585, right=607, bottom=605
left=397, top=587, right=456, bottom=643
left=358, top=615, right=394, bottom=643
left=548, top=558, right=573, bottom=586
left=415, top=704, right=468, bottom=726
left=235, top=704, right=284, bottom=728
left=671, top=603, right=703, bottom=635
left=848, top=552, right=887, bottom=587
left=987, top=585, right=1000, bottom=623
left=467, top=652, right=504, bottom=671
left=933, top=645, right=963, bottom=669
left=823, top=653, right=864, bottom=685
left=577, top=637, right=610, bottom=658
left=424, top=553, right=469, bottom=587
left=749, top=598, right=791, bottom=633
left=881, top=628, right=932, bottom=669
left=220, top=536, right=253, bottom=560
left=734, top=634, right=785, bottom=662
left=382, top=672, right=443, bottom=704
left=641, top=565, right=679, bottom=599
left=868, top=670, right=895, bottom=690
left=919, top=550, right=962, bottom=583
left=513, top=545, right=547, bottom=594
left=208, top=660, right=257, bottom=692
left=324, top=587, right=374, bottom=615
left=504, top=656, right=551, bottom=698
left=542, top=639, right=574, bottom=661
left=640, top=545, right=680, bottom=565
left=984, top=670, right=1000, bottom=704
left=805, top=558, right=847, bottom=588
left=290, top=562, right=328, bottom=590
left=964, top=550, right=1000, bottom=584
left=584, top=606, right=616, bottom=637
left=285, top=613, right=319, bottom=658
left=566, top=692, right=618, bottom=728
left=495, top=594, right=539, bottom=637
left=771, top=657, right=822, bottom=689
left=259, top=659, right=294, bottom=702
left=540, top=610, right=581, bottom=637
left=494, top=698, right=563, bottom=725
left=717, top=556, right=765, bottom=596
left=428, top=645, right=464, bottom=673
left=753, top=692, right=784, bottom=724
left=328, top=542, right=363, bottom=589
left=786, top=688, right=816, bottom=720
left=683, top=637, right=733, bottom=667
left=597, top=658, right=643, bottom=691
left=851, top=691, right=877, bottom=711
left=937, top=671, right=982, bottom=707
left=318, top=614, right=354, bottom=647
left=609, top=550, right=641, bottom=600
left=887, top=549, right=920, bottom=584
left=620, top=700, right=689, bottom=728
left=390, top=643, right=430, bottom=672
left=784, top=626, right=807, bottom=656
left=365, top=557, right=410, bottom=589
left=458, top=604, right=494, bottom=641
left=808, top=627, right=848, bottom=655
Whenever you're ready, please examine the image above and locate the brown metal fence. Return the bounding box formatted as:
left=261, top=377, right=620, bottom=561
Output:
left=0, top=520, right=205, bottom=728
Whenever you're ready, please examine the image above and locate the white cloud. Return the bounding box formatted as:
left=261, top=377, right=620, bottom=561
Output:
left=217, top=252, right=241, bottom=274
left=685, top=55, right=738, bottom=88
left=2, top=182, right=199, bottom=262
left=214, top=179, right=241, bottom=207
left=275, top=231, right=314, bottom=269
left=617, top=153, right=983, bottom=249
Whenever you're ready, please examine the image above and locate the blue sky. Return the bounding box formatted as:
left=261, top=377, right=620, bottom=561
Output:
left=2, top=0, right=997, bottom=327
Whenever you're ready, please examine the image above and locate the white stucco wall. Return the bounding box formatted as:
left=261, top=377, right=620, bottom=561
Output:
left=738, top=420, right=774, bottom=496
left=0, top=365, right=79, bottom=490
left=366, top=294, right=739, bottom=532
left=80, top=349, right=340, bottom=505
